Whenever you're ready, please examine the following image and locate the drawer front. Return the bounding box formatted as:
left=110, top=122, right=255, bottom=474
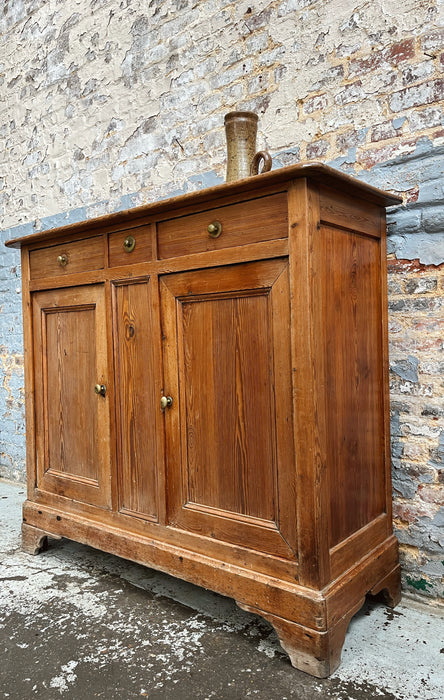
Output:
left=108, top=224, right=153, bottom=267
left=157, top=192, right=288, bottom=259
left=30, top=237, right=104, bottom=279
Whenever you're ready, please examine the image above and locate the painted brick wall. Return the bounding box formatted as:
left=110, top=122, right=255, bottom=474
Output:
left=1, top=0, right=443, bottom=602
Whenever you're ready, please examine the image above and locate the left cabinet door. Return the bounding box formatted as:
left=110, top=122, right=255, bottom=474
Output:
left=32, top=284, right=111, bottom=508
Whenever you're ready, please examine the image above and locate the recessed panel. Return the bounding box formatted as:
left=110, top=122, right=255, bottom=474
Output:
left=319, top=227, right=386, bottom=547
left=181, top=292, right=276, bottom=522
left=45, top=307, right=98, bottom=482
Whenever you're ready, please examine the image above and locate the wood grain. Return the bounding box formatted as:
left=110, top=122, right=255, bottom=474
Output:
left=108, top=225, right=154, bottom=267
left=20, top=248, right=37, bottom=500
left=160, top=258, right=296, bottom=559
left=112, top=278, right=159, bottom=520
left=30, top=236, right=104, bottom=279
left=329, top=514, right=389, bottom=580
left=319, top=184, right=381, bottom=237
left=315, top=225, right=386, bottom=547
left=32, top=285, right=111, bottom=508
left=12, top=166, right=401, bottom=677
left=288, top=178, right=331, bottom=588
left=157, top=192, right=288, bottom=258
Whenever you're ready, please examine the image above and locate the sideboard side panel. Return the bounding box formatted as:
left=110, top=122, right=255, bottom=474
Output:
left=316, top=186, right=390, bottom=574
left=21, top=247, right=37, bottom=499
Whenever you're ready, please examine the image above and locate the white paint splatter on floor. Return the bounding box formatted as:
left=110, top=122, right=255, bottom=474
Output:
left=1, top=480, right=443, bottom=699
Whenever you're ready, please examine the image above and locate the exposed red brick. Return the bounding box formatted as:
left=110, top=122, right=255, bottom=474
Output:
left=390, top=79, right=444, bottom=112
left=412, top=318, right=444, bottom=332
left=410, top=337, right=443, bottom=352
left=336, top=129, right=363, bottom=150
left=387, top=258, right=444, bottom=272
left=422, top=28, right=444, bottom=53
left=348, top=39, right=415, bottom=79
left=358, top=143, right=399, bottom=168
left=386, top=38, right=416, bottom=65
left=393, top=501, right=433, bottom=523
left=371, top=120, right=398, bottom=142
left=404, top=187, right=419, bottom=204
left=418, top=484, right=444, bottom=505
left=360, top=135, right=420, bottom=167
left=306, top=139, right=329, bottom=159
left=401, top=136, right=420, bottom=150
left=349, top=52, right=383, bottom=78
left=303, top=92, right=329, bottom=114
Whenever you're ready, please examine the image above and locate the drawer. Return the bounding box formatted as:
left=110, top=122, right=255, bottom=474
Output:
left=30, top=236, right=104, bottom=280
left=157, top=192, right=288, bottom=259
left=108, top=224, right=153, bottom=267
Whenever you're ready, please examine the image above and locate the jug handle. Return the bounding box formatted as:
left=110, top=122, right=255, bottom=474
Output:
left=251, top=151, right=272, bottom=176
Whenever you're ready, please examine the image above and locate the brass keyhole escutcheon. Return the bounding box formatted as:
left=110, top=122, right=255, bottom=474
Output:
left=160, top=395, right=173, bottom=411
left=207, top=221, right=222, bottom=239
left=94, top=384, right=107, bottom=397
left=57, top=254, right=68, bottom=267
left=123, top=235, right=136, bottom=253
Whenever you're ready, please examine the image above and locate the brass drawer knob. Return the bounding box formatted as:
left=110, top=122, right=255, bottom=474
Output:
left=160, top=395, right=173, bottom=410
left=94, top=384, right=106, bottom=397
left=57, top=254, right=68, bottom=267
left=207, top=221, right=222, bottom=239
left=123, top=235, right=136, bottom=253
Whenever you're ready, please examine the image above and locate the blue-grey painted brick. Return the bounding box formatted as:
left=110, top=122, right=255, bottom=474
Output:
left=392, top=117, right=407, bottom=129
left=392, top=473, right=418, bottom=499
left=391, top=356, right=420, bottom=383
left=417, top=177, right=444, bottom=205
left=421, top=205, right=444, bottom=233
left=189, top=170, right=224, bottom=188
left=389, top=233, right=444, bottom=264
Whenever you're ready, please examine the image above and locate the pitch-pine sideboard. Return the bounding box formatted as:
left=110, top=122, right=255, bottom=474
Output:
left=6, top=163, right=402, bottom=677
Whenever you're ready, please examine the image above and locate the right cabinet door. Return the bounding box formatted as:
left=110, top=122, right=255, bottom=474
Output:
left=160, top=258, right=297, bottom=559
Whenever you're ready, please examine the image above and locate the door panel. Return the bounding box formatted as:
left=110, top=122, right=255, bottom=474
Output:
left=182, top=293, right=276, bottom=521
left=33, top=285, right=111, bottom=508
left=161, top=258, right=297, bottom=559
left=45, top=306, right=98, bottom=481
left=112, top=278, right=159, bottom=520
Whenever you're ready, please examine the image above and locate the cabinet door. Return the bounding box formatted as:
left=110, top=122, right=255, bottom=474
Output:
left=160, top=258, right=297, bottom=559
left=32, top=285, right=111, bottom=508
left=112, top=277, right=161, bottom=521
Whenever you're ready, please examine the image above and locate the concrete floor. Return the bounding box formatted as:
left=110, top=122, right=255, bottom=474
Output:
left=1, top=480, right=443, bottom=700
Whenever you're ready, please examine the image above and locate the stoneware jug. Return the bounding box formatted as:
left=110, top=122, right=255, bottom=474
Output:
left=224, top=111, right=272, bottom=182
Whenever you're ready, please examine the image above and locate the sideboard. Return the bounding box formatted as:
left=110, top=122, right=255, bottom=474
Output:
left=6, top=163, right=402, bottom=677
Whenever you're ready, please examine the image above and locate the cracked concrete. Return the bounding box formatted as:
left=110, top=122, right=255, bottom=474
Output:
left=1, top=480, right=443, bottom=699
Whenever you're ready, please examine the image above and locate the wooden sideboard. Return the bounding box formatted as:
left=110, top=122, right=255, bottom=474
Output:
left=6, top=163, right=402, bottom=677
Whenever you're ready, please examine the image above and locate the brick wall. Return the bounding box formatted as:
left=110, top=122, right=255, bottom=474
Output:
left=1, top=0, right=443, bottom=602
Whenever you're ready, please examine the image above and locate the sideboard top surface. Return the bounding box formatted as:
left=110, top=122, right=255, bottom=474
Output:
left=5, top=162, right=402, bottom=250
